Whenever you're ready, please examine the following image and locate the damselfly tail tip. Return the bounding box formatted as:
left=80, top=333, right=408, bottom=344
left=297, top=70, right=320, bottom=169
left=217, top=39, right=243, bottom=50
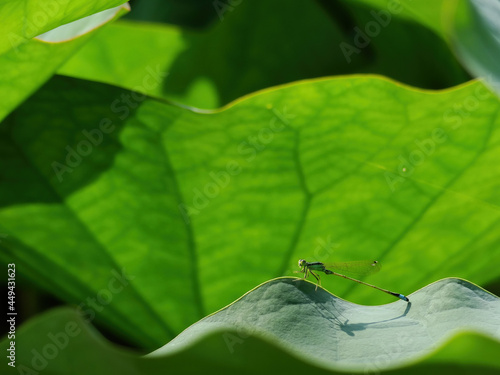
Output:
left=399, top=294, right=409, bottom=302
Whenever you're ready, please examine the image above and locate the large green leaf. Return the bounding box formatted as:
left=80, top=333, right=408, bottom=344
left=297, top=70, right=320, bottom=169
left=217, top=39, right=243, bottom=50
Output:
left=1, top=278, right=499, bottom=374
left=57, top=0, right=468, bottom=108
left=1, top=75, right=500, bottom=350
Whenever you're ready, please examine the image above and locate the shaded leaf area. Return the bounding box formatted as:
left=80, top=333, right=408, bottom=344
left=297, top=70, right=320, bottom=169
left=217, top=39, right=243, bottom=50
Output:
left=0, top=0, right=127, bottom=55
left=450, top=0, right=500, bottom=97
left=345, top=0, right=447, bottom=36
left=58, top=0, right=468, bottom=108
left=1, top=76, right=500, bottom=350
left=1, top=278, right=499, bottom=375
left=124, top=0, right=216, bottom=29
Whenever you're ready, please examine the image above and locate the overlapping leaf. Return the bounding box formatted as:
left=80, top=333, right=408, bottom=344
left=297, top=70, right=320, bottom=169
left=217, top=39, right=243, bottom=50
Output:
left=1, top=278, right=499, bottom=375
left=0, top=0, right=127, bottom=55
left=0, top=3, right=129, bottom=122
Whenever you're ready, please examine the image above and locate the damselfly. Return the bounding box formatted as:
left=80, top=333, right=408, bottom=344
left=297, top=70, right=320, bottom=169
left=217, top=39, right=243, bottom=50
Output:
left=297, top=259, right=409, bottom=302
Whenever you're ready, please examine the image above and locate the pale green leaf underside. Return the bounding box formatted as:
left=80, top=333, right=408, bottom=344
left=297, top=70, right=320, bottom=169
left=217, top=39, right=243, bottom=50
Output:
left=1, top=278, right=499, bottom=374
left=151, top=278, right=500, bottom=370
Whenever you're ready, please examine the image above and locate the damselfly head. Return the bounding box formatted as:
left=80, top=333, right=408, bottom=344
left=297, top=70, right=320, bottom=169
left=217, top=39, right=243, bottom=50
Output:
left=298, top=259, right=307, bottom=268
